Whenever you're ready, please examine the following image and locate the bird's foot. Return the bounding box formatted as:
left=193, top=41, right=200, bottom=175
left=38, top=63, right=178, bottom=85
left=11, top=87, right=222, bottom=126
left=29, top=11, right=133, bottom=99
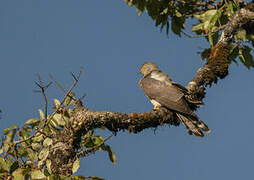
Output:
left=153, top=107, right=160, bottom=111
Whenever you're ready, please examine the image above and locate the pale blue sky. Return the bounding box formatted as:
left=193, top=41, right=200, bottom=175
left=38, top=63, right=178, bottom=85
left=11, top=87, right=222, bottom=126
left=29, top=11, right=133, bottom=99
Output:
left=1, top=1, right=254, bottom=180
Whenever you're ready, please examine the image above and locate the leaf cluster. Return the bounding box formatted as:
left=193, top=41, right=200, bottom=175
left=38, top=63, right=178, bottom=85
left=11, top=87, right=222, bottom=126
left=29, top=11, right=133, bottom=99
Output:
left=124, top=0, right=254, bottom=69
left=0, top=95, right=114, bottom=179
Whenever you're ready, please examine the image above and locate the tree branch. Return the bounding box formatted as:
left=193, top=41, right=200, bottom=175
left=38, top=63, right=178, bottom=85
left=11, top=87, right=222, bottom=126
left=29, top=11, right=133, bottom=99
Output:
left=46, top=3, right=254, bottom=176
left=187, top=3, right=254, bottom=93
left=71, top=100, right=178, bottom=135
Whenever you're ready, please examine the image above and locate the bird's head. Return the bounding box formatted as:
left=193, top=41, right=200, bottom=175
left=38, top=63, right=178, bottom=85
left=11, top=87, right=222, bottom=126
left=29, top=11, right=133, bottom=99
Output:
left=138, top=62, right=159, bottom=76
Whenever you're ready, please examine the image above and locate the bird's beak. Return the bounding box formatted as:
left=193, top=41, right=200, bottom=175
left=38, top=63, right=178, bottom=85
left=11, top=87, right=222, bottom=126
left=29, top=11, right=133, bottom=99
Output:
left=138, top=66, right=145, bottom=75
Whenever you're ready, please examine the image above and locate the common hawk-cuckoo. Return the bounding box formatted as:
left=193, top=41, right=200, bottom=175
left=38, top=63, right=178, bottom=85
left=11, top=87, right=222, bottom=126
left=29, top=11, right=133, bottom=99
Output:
left=138, top=62, right=210, bottom=137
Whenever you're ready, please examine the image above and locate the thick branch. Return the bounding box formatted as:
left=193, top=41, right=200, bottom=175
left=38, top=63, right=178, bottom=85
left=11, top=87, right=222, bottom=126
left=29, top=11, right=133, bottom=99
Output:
left=48, top=101, right=179, bottom=175
left=187, top=3, right=254, bottom=93
left=71, top=100, right=178, bottom=135
left=47, top=3, right=254, bottom=176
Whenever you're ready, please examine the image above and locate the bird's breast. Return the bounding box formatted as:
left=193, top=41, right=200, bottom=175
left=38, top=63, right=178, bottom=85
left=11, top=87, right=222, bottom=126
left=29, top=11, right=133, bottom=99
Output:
left=150, top=72, right=165, bottom=81
left=150, top=71, right=172, bottom=86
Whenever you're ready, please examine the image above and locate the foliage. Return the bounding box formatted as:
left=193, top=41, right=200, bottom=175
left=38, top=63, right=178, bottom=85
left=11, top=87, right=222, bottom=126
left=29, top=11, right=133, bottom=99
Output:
left=0, top=95, right=115, bottom=179
left=1, top=0, right=254, bottom=179
left=124, top=0, right=254, bottom=68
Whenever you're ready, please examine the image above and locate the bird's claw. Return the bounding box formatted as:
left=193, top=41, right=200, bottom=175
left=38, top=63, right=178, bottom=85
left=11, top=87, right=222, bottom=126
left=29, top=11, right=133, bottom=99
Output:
left=153, top=107, right=160, bottom=111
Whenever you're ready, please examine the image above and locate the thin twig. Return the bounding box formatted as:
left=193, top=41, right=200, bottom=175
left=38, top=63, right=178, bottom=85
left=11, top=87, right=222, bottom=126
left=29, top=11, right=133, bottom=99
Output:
left=34, top=74, right=52, bottom=123
left=61, top=67, right=83, bottom=107
left=80, top=93, right=87, bottom=101
left=49, top=74, right=67, bottom=94
left=14, top=68, right=83, bottom=146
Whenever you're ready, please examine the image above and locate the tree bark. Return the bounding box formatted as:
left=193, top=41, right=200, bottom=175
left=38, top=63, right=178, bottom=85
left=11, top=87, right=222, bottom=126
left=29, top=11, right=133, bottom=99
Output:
left=47, top=3, right=254, bottom=176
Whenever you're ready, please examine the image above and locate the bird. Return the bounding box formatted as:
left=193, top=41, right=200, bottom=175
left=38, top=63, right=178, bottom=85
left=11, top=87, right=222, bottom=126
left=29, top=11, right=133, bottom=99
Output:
left=138, top=62, right=210, bottom=137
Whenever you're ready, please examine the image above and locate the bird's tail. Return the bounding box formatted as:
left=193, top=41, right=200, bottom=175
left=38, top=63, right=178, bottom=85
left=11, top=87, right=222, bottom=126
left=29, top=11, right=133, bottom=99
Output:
left=176, top=113, right=211, bottom=137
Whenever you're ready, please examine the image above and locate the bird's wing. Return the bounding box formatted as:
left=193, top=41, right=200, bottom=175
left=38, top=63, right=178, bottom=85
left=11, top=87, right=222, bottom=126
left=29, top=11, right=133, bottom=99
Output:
left=171, top=82, right=189, bottom=94
left=149, top=71, right=189, bottom=94
left=140, top=76, right=193, bottom=115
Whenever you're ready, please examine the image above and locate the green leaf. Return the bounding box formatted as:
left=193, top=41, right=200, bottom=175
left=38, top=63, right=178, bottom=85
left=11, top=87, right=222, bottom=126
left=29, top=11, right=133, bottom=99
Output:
left=0, top=157, right=13, bottom=172
left=9, top=161, right=19, bottom=173
left=26, top=148, right=38, bottom=162
left=48, top=174, right=62, bottom=180
left=200, top=48, right=211, bottom=60
left=247, top=34, right=254, bottom=42
left=0, top=157, right=8, bottom=171
left=239, top=46, right=254, bottom=69
left=39, top=147, right=49, bottom=161
left=64, top=92, right=76, bottom=107
left=166, top=21, right=169, bottom=35
left=2, top=142, right=11, bottom=153
left=38, top=148, right=48, bottom=166
left=43, top=168, right=50, bottom=177
left=175, top=9, right=182, bottom=18
left=191, top=23, right=203, bottom=32
left=53, top=99, right=61, bottom=109
left=23, top=126, right=33, bottom=132
left=171, top=18, right=181, bottom=36
left=228, top=1, right=235, bottom=14
left=208, top=31, right=219, bottom=46
left=17, top=146, right=27, bottom=157
left=84, top=138, right=94, bottom=148
left=102, top=145, right=117, bottom=165
left=46, top=159, right=52, bottom=174
left=24, top=118, right=40, bottom=128
left=194, top=10, right=217, bottom=22
left=38, top=109, right=45, bottom=120
left=3, top=125, right=17, bottom=135
left=6, top=129, right=17, bottom=143
left=21, top=128, right=30, bottom=140
left=31, top=143, right=41, bottom=151
left=52, top=113, right=66, bottom=126
left=72, top=158, right=80, bottom=174
left=209, top=7, right=223, bottom=27
left=208, top=34, right=213, bottom=46
left=193, top=8, right=223, bottom=34
left=235, top=29, right=247, bottom=42
left=89, top=176, right=105, bottom=180
left=228, top=45, right=239, bottom=64
left=17, top=146, right=38, bottom=162
left=93, top=136, right=104, bottom=146
left=31, top=170, right=46, bottom=179
left=12, top=168, right=26, bottom=180
left=33, top=134, right=45, bottom=143
left=43, top=138, right=53, bottom=147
